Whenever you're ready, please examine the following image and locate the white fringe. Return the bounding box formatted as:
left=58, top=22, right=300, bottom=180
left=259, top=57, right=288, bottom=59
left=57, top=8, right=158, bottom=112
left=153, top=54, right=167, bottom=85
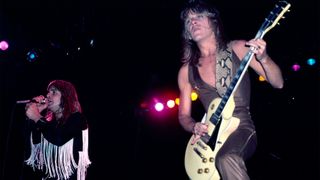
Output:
left=77, top=129, right=91, bottom=180
left=25, top=129, right=91, bottom=180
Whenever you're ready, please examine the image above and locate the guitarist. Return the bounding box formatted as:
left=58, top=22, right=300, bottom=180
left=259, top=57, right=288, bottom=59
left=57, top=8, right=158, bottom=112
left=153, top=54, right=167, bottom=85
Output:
left=178, top=0, right=284, bottom=179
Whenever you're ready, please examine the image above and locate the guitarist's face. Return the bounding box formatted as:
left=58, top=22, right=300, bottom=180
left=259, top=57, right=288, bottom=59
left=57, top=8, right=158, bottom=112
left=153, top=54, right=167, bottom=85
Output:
left=185, top=12, right=215, bottom=42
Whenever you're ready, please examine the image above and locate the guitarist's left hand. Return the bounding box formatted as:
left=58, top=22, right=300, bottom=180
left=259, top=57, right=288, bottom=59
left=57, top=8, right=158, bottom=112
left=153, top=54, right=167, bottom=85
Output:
left=191, top=122, right=208, bottom=145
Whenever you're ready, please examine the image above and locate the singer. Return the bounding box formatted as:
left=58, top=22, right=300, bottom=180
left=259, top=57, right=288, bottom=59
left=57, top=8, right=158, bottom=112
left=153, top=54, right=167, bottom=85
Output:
left=24, top=80, right=91, bottom=180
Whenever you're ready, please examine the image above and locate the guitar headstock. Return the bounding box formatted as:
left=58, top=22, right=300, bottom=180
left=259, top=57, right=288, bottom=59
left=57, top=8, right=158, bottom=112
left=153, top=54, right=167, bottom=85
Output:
left=257, top=1, right=291, bottom=38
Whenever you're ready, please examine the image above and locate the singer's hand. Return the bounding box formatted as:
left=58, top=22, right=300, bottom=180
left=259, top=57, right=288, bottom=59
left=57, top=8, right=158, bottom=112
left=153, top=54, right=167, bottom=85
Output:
left=32, top=95, right=48, bottom=112
left=25, top=95, right=47, bottom=122
left=26, top=103, right=43, bottom=122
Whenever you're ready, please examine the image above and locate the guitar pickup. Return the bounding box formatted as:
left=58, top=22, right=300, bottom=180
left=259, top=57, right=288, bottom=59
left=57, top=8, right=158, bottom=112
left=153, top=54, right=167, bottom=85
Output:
left=193, top=147, right=209, bottom=163
left=193, top=147, right=204, bottom=159
left=196, top=141, right=208, bottom=150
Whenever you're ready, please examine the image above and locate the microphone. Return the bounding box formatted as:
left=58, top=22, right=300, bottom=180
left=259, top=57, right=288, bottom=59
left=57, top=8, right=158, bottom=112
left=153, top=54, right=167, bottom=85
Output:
left=16, top=99, right=46, bottom=104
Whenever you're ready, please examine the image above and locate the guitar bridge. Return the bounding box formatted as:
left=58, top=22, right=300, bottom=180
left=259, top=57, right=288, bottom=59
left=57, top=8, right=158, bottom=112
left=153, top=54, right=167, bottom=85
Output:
left=193, top=147, right=204, bottom=159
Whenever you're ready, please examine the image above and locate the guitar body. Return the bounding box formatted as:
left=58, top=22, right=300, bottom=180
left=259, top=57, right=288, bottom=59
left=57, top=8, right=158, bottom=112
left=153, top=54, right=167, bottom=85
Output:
left=184, top=97, right=240, bottom=180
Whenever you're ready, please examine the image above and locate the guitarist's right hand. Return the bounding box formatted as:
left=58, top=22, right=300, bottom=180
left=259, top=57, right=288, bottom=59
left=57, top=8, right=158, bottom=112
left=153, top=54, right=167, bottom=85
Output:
left=191, top=122, right=208, bottom=145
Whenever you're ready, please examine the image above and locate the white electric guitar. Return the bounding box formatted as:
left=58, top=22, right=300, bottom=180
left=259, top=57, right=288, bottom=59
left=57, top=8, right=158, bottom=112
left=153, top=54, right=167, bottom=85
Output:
left=184, top=1, right=291, bottom=179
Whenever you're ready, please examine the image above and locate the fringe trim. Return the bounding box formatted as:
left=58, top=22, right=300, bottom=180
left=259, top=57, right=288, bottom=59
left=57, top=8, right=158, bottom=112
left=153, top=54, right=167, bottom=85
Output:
left=25, top=129, right=91, bottom=180
left=77, top=129, right=91, bottom=180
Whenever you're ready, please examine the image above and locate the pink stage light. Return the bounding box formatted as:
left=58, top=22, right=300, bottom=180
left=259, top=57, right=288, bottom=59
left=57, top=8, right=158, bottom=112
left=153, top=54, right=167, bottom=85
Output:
left=0, top=41, right=9, bottom=51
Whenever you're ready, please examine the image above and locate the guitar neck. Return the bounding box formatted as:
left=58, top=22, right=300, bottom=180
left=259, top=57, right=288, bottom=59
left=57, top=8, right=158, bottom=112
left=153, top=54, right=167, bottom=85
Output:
left=209, top=0, right=291, bottom=125
left=213, top=29, right=263, bottom=121
left=210, top=14, right=268, bottom=124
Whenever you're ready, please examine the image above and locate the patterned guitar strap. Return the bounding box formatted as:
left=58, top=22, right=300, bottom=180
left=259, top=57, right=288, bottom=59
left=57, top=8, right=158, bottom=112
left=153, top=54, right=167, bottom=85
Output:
left=216, top=45, right=232, bottom=97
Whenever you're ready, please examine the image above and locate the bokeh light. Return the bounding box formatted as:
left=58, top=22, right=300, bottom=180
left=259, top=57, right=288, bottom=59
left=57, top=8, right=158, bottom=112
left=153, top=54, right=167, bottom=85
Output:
left=191, top=91, right=198, bottom=101
left=167, top=100, right=175, bottom=108
left=307, top=58, right=316, bottom=66
left=0, top=40, right=9, bottom=51
left=292, top=63, right=300, bottom=71
left=154, top=102, right=164, bottom=112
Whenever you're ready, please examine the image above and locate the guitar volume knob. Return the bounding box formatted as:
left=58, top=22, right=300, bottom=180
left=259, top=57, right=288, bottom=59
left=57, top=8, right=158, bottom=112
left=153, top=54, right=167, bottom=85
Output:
left=204, top=168, right=210, bottom=173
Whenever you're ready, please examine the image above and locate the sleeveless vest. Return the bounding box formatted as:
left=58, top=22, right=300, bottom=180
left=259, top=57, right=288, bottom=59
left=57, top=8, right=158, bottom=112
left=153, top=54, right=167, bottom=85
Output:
left=188, top=44, right=255, bottom=129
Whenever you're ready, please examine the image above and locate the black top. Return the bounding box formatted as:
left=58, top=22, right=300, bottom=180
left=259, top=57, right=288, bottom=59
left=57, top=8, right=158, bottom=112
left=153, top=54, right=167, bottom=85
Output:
left=31, top=112, right=88, bottom=156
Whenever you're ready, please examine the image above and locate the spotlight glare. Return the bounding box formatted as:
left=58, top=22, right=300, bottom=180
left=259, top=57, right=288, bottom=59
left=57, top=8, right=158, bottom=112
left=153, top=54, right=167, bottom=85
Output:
left=307, top=58, right=316, bottom=66
left=167, top=100, right=175, bottom=108
left=292, top=63, right=300, bottom=71
left=89, top=39, right=95, bottom=47
left=175, top=98, right=180, bottom=105
left=0, top=40, right=9, bottom=51
left=191, top=91, right=198, bottom=101
left=155, top=102, right=164, bottom=112
left=258, top=75, right=266, bottom=81
left=26, top=49, right=39, bottom=62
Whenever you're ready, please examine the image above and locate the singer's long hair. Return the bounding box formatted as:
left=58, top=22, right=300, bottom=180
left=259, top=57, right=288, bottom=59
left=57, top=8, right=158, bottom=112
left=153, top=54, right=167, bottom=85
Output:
left=180, top=0, right=228, bottom=65
left=47, top=80, right=82, bottom=124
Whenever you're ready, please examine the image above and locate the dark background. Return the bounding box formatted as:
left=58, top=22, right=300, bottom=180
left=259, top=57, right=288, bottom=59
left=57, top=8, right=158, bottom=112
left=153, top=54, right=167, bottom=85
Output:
left=0, top=0, right=319, bottom=179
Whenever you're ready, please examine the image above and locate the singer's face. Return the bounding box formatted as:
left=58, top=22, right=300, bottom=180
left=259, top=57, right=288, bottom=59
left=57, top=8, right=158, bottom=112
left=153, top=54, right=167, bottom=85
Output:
left=46, top=86, right=62, bottom=112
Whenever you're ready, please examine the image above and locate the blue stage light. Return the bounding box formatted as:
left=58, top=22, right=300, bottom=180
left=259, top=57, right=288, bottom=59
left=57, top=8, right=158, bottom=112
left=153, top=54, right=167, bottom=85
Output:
left=26, top=49, right=38, bottom=62
left=307, top=58, right=316, bottom=66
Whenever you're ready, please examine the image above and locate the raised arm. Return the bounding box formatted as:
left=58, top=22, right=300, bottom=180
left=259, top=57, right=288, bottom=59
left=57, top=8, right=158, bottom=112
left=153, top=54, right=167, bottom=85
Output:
left=232, top=39, right=284, bottom=89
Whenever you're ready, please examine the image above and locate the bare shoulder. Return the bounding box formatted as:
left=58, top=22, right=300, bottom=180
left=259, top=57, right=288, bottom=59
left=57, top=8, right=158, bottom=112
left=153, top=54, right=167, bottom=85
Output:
left=178, top=63, right=190, bottom=87
left=178, top=63, right=189, bottom=77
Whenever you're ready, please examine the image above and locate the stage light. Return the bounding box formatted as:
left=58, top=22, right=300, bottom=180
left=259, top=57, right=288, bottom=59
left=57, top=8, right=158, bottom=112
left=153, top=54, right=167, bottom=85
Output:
left=292, top=63, right=300, bottom=71
left=26, top=49, right=39, bottom=62
left=155, top=102, right=164, bottom=112
left=258, top=75, right=266, bottom=81
left=307, top=58, right=316, bottom=66
left=191, top=91, right=198, bottom=101
left=166, top=99, right=175, bottom=108
left=0, top=40, right=9, bottom=51
left=89, top=39, right=95, bottom=47
left=140, top=102, right=148, bottom=109
left=175, top=98, right=180, bottom=105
